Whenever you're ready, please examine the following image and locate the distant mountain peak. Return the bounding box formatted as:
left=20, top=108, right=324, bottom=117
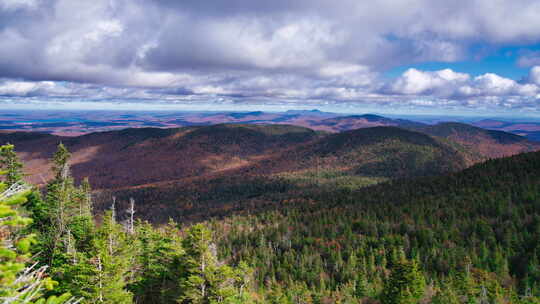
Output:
left=227, top=111, right=265, bottom=119
left=285, top=109, right=334, bottom=116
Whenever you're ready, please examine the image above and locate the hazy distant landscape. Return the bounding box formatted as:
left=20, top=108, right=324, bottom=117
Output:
left=3, top=110, right=540, bottom=141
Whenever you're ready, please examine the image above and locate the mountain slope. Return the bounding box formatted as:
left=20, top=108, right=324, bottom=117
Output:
left=90, top=126, right=476, bottom=222
left=295, top=126, right=471, bottom=178
left=209, top=148, right=540, bottom=302
left=307, top=114, right=426, bottom=132
left=2, top=123, right=537, bottom=223
left=473, top=119, right=540, bottom=142
left=417, top=122, right=540, bottom=158
left=0, top=124, right=321, bottom=188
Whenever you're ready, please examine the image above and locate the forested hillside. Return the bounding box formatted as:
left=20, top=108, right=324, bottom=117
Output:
left=91, top=126, right=475, bottom=223
left=2, top=122, right=538, bottom=191
left=208, top=150, right=540, bottom=303
left=0, top=143, right=252, bottom=304
left=417, top=122, right=540, bottom=159
left=2, top=136, right=540, bottom=303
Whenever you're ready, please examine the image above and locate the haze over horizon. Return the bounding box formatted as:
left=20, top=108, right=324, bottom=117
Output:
left=2, top=0, right=540, bottom=116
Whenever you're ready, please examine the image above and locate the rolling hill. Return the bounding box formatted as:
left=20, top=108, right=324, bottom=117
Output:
left=308, top=114, right=426, bottom=132
left=473, top=119, right=540, bottom=142
left=208, top=146, right=540, bottom=302
left=3, top=120, right=540, bottom=301
left=417, top=122, right=540, bottom=158
left=0, top=124, right=321, bottom=189
left=2, top=122, right=539, bottom=223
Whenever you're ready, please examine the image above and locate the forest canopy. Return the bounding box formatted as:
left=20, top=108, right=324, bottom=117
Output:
left=1, top=142, right=539, bottom=303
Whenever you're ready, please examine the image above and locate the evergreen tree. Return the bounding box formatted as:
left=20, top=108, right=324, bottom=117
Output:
left=354, top=271, right=369, bottom=299
left=90, top=210, right=133, bottom=303
left=381, top=256, right=426, bottom=304
left=77, top=178, right=93, bottom=218
left=131, top=220, right=184, bottom=304
left=0, top=145, right=76, bottom=303
left=41, top=143, right=94, bottom=267
left=0, top=143, right=24, bottom=186
left=431, top=283, right=460, bottom=304
left=177, top=224, right=246, bottom=304
left=30, top=144, right=98, bottom=301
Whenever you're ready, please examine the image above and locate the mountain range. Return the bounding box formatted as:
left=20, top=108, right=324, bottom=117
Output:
left=4, top=110, right=540, bottom=142
left=2, top=117, right=539, bottom=222
left=2, top=113, right=540, bottom=301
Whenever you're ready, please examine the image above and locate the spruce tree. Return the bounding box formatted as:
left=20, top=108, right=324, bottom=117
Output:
left=46, top=143, right=77, bottom=253
left=177, top=224, right=245, bottom=304
left=0, top=143, right=24, bottom=186
left=131, top=220, right=184, bottom=304
left=0, top=147, right=76, bottom=303
left=91, top=210, right=133, bottom=303
left=35, top=144, right=97, bottom=300
left=381, top=256, right=426, bottom=304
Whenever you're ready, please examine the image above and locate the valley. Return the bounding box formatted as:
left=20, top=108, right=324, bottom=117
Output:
left=2, top=119, right=540, bottom=303
left=1, top=120, right=539, bottom=223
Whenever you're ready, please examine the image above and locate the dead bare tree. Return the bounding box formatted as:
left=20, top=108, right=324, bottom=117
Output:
left=127, top=197, right=135, bottom=235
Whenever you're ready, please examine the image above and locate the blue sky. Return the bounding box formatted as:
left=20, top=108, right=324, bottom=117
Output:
left=1, top=0, right=540, bottom=116
left=386, top=44, right=540, bottom=81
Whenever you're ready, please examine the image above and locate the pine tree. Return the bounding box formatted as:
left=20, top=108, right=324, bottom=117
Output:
left=46, top=143, right=78, bottom=257
left=381, top=256, right=426, bottom=304
left=0, top=147, right=76, bottom=303
left=177, top=224, right=245, bottom=304
left=131, top=220, right=184, bottom=304
left=355, top=271, right=369, bottom=299
left=90, top=210, right=133, bottom=303
left=78, top=178, right=93, bottom=218
left=0, top=143, right=24, bottom=186
left=32, top=144, right=98, bottom=300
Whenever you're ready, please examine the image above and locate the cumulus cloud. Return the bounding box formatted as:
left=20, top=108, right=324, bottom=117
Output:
left=1, top=0, right=540, bottom=113
left=389, top=69, right=470, bottom=95
left=0, top=80, right=65, bottom=97
left=389, top=68, right=539, bottom=98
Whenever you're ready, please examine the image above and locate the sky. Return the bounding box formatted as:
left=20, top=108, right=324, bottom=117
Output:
left=2, top=0, right=540, bottom=116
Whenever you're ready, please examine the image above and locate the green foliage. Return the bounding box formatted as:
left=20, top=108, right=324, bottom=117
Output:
left=0, top=144, right=74, bottom=304
left=5, top=133, right=540, bottom=303
left=203, top=150, right=540, bottom=302
left=431, top=284, right=460, bottom=304
left=9, top=143, right=253, bottom=304
left=89, top=210, right=134, bottom=303
left=0, top=181, right=35, bottom=299
left=130, top=221, right=184, bottom=303
left=0, top=143, right=24, bottom=186
left=177, top=224, right=249, bottom=304
left=381, top=256, right=426, bottom=304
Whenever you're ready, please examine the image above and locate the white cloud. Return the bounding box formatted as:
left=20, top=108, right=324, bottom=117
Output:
left=0, top=0, right=38, bottom=11
left=390, top=68, right=469, bottom=95
left=0, top=80, right=57, bottom=96
left=390, top=68, right=539, bottom=100
left=472, top=73, right=518, bottom=95
left=529, top=66, right=540, bottom=85
left=1, top=0, right=540, bottom=114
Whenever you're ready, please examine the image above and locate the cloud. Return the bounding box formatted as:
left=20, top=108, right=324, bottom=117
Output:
left=389, top=68, right=539, bottom=99
left=517, top=51, right=540, bottom=67
left=1, top=0, right=540, bottom=114
left=389, top=68, right=470, bottom=95
left=0, top=0, right=39, bottom=11
left=0, top=80, right=63, bottom=97
left=3, top=0, right=540, bottom=84
left=528, top=66, right=540, bottom=85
